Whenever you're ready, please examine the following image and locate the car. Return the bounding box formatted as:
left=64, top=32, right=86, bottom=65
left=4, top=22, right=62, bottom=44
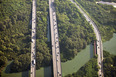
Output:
left=99, top=74, right=101, bottom=76
left=31, top=72, right=32, bottom=74
left=32, top=60, right=35, bottom=66
left=59, top=74, right=62, bottom=76
left=31, top=39, right=34, bottom=43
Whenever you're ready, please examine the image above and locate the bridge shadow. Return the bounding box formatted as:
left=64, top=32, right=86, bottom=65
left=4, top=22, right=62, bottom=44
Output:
left=90, top=43, right=94, bottom=58
left=22, top=71, right=29, bottom=77
left=44, top=66, right=52, bottom=77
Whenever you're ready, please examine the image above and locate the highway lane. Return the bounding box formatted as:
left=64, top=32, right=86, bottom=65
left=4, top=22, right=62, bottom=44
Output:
left=30, top=0, right=36, bottom=77
left=70, top=0, right=104, bottom=77
left=49, top=0, right=62, bottom=77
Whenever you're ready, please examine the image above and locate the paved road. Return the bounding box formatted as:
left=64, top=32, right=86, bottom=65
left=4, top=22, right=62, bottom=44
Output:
left=96, top=1, right=116, bottom=7
left=30, top=0, right=36, bottom=77
left=49, top=0, right=62, bottom=77
left=70, top=0, right=104, bottom=77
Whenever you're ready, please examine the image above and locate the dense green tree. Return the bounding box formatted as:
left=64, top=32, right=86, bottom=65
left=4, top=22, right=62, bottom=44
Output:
left=10, top=53, right=30, bottom=72
left=55, top=0, right=96, bottom=61
left=74, top=0, right=116, bottom=41
left=103, top=51, right=116, bottom=77
left=0, top=0, right=32, bottom=73
left=0, top=51, right=7, bottom=76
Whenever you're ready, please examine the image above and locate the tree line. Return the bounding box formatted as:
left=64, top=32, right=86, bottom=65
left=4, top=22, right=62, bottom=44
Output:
left=0, top=0, right=32, bottom=73
left=54, top=0, right=96, bottom=62
left=0, top=0, right=97, bottom=73
left=103, top=50, right=116, bottom=77
left=74, top=0, right=116, bottom=41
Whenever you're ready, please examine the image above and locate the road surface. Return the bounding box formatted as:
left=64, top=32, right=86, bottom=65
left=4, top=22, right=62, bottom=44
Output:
left=30, top=0, right=37, bottom=77
left=96, top=1, right=116, bottom=8
left=70, top=0, right=104, bottom=77
left=49, top=0, right=62, bottom=77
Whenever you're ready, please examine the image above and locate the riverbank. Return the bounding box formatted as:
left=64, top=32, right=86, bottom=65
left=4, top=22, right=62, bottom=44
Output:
left=1, top=44, right=93, bottom=77
left=1, top=61, right=52, bottom=77
left=2, top=32, right=116, bottom=77
left=61, top=44, right=93, bottom=76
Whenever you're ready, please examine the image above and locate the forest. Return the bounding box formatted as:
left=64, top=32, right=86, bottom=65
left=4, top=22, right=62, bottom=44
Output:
left=103, top=51, right=116, bottom=77
left=0, top=0, right=32, bottom=73
left=74, top=0, right=116, bottom=41
left=54, top=0, right=96, bottom=62
left=0, top=0, right=97, bottom=73
left=65, top=56, right=98, bottom=77
left=0, top=0, right=52, bottom=73
left=2, top=0, right=115, bottom=75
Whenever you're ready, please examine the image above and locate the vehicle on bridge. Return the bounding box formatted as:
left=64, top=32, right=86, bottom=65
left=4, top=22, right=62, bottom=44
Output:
left=31, top=39, right=34, bottom=43
left=32, top=60, right=35, bottom=66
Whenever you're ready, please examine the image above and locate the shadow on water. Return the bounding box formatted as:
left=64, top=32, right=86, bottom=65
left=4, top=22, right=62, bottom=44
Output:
left=22, top=71, right=29, bottom=77
left=90, top=43, right=93, bottom=58
left=5, top=61, right=13, bottom=73
left=44, top=66, right=52, bottom=77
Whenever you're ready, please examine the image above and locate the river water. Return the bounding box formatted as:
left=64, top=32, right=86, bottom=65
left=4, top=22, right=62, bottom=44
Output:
left=1, top=44, right=93, bottom=77
left=103, top=33, right=116, bottom=55
left=2, top=34, right=116, bottom=77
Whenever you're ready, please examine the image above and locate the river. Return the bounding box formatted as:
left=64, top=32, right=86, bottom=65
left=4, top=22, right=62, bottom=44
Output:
left=1, top=34, right=116, bottom=77
left=1, top=44, right=93, bottom=77
left=103, top=33, right=116, bottom=55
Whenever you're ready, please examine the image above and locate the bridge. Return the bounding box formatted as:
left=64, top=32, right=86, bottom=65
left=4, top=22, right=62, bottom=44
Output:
left=70, top=0, right=104, bottom=77
left=30, top=0, right=103, bottom=77
left=49, top=0, right=62, bottom=77
left=30, top=0, right=62, bottom=77
left=30, top=0, right=36, bottom=77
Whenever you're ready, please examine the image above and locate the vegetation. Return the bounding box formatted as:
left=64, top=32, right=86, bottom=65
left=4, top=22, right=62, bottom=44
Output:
left=74, top=0, right=116, bottom=41
left=10, top=53, right=30, bottom=72
left=0, top=0, right=52, bottom=73
left=0, top=51, right=7, bottom=76
left=103, top=50, right=116, bottom=77
left=0, top=0, right=32, bottom=73
left=54, top=0, right=96, bottom=61
left=65, top=56, right=98, bottom=77
left=36, top=0, right=52, bottom=69
left=0, top=0, right=107, bottom=73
